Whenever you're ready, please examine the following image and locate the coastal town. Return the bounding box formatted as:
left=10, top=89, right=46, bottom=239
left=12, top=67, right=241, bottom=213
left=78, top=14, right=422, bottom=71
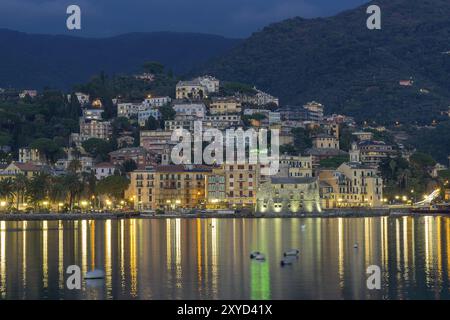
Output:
left=1, top=69, right=449, bottom=217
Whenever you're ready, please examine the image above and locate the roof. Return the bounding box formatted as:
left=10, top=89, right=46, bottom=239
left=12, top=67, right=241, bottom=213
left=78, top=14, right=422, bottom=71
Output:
left=94, top=162, right=116, bottom=168
left=270, top=177, right=316, bottom=185
left=341, top=162, right=376, bottom=170
left=11, top=162, right=43, bottom=172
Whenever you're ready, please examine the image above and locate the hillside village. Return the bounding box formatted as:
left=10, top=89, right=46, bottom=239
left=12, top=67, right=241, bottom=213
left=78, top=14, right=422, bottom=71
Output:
left=0, top=67, right=449, bottom=214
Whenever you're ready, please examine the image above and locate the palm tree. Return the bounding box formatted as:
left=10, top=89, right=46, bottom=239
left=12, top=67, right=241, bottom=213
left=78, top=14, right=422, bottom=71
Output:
left=27, top=172, right=51, bottom=210
left=63, top=173, right=84, bottom=210
left=13, top=174, right=28, bottom=210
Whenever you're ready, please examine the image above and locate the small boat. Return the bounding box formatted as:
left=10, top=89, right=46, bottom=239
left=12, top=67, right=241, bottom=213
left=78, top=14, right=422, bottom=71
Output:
left=84, top=269, right=105, bottom=279
left=284, top=249, right=300, bottom=257
left=280, top=256, right=296, bottom=266
left=254, top=254, right=266, bottom=261
left=353, top=243, right=358, bottom=249
left=250, top=251, right=262, bottom=259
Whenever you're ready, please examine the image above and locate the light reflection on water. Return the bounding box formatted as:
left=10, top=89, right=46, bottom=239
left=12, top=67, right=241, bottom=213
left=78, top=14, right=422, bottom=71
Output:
left=0, top=216, right=449, bottom=300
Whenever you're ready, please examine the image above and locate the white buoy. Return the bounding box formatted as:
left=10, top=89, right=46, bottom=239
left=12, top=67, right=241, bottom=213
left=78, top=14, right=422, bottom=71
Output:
left=84, top=269, right=105, bottom=279
left=353, top=243, right=358, bottom=249
left=284, top=249, right=300, bottom=257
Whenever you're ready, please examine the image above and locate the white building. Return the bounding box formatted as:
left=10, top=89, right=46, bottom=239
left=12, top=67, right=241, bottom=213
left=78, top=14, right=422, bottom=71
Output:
left=138, top=108, right=162, bottom=127
left=117, top=102, right=144, bottom=118
left=143, top=96, right=171, bottom=108
left=74, top=92, right=90, bottom=105
left=94, top=162, right=117, bottom=180
left=176, top=80, right=207, bottom=100
left=197, top=76, right=220, bottom=93
left=82, top=108, right=104, bottom=120
left=173, top=101, right=206, bottom=118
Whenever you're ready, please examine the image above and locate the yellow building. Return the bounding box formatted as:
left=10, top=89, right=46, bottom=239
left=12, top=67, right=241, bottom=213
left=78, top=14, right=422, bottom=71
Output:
left=318, top=163, right=384, bottom=208
left=256, top=177, right=321, bottom=213
left=0, top=162, right=43, bottom=180
left=128, top=165, right=211, bottom=211
left=209, top=97, right=242, bottom=115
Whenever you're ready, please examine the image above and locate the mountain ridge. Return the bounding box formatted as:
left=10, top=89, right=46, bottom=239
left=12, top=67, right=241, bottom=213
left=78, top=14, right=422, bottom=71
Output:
left=0, top=28, right=240, bottom=89
left=200, top=0, right=450, bottom=124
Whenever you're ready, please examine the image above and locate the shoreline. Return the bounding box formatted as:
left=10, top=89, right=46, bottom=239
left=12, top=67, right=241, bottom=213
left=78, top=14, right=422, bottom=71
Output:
left=0, top=208, right=433, bottom=221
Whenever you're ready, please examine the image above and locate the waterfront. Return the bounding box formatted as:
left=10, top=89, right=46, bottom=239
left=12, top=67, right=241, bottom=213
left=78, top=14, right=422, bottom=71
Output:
left=0, top=216, right=449, bottom=299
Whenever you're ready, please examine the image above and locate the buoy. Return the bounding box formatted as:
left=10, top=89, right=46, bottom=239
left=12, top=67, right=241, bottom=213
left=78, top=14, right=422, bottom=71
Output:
left=250, top=251, right=261, bottom=259
left=284, top=249, right=300, bottom=257
left=353, top=243, right=358, bottom=249
left=84, top=269, right=105, bottom=279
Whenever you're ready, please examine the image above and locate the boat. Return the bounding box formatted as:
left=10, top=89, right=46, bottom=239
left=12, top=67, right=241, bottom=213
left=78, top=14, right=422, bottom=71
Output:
left=84, top=269, right=105, bottom=279
left=250, top=251, right=261, bottom=259
left=254, top=254, right=266, bottom=261
left=283, top=249, right=300, bottom=257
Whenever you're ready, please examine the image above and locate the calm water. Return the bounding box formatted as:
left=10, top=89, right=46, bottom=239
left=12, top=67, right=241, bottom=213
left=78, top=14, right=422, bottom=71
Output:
left=0, top=216, right=449, bottom=300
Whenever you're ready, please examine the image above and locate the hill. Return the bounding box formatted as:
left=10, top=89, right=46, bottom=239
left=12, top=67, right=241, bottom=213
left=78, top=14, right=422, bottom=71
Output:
left=200, top=0, right=450, bottom=125
left=0, top=29, right=239, bottom=89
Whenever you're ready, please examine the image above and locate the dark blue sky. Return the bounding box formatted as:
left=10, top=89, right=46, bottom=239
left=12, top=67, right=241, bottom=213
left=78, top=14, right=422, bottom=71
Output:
left=0, top=0, right=370, bottom=38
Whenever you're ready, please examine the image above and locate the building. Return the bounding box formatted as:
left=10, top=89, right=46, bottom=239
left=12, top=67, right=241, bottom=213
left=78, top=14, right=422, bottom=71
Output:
left=138, top=108, right=161, bottom=127
left=303, top=101, right=324, bottom=122
left=117, top=102, right=144, bottom=118
left=140, top=130, right=175, bottom=156
left=172, top=101, right=206, bottom=118
left=352, top=131, right=374, bottom=142
left=19, top=148, right=43, bottom=164
left=203, top=115, right=241, bottom=130
left=55, top=156, right=93, bottom=173
left=312, top=134, right=339, bottom=150
left=209, top=97, right=242, bottom=115
left=206, top=166, right=227, bottom=208
left=82, top=108, right=104, bottom=120
left=128, top=165, right=211, bottom=211
left=239, top=88, right=279, bottom=106
left=175, top=80, right=207, bottom=100
left=255, top=177, right=321, bottom=213
left=223, top=163, right=260, bottom=208
left=445, top=189, right=450, bottom=202
left=94, top=162, right=116, bottom=180
left=0, top=162, right=44, bottom=180
left=109, top=147, right=150, bottom=167
left=197, top=76, right=220, bottom=93
left=318, top=162, right=384, bottom=208
left=143, top=96, right=171, bottom=107
left=79, top=119, right=112, bottom=141
left=349, top=140, right=394, bottom=167
left=73, top=92, right=90, bottom=105
left=277, top=154, right=313, bottom=178
left=19, top=90, right=37, bottom=99
left=305, top=148, right=348, bottom=167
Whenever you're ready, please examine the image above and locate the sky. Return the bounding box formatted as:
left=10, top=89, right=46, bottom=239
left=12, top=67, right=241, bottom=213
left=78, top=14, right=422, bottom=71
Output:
left=0, top=0, right=370, bottom=38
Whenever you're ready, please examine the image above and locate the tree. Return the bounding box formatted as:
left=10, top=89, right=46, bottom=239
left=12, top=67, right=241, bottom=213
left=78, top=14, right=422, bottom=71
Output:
left=30, top=138, right=61, bottom=163
left=145, top=116, right=160, bottom=130
left=159, top=104, right=176, bottom=125
left=62, top=173, right=84, bottom=210
left=120, top=159, right=137, bottom=174
left=12, top=174, right=28, bottom=210
left=292, top=128, right=312, bottom=153
left=96, top=175, right=130, bottom=201
left=81, top=138, right=112, bottom=161
left=27, top=172, right=51, bottom=210
left=142, top=61, right=164, bottom=75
